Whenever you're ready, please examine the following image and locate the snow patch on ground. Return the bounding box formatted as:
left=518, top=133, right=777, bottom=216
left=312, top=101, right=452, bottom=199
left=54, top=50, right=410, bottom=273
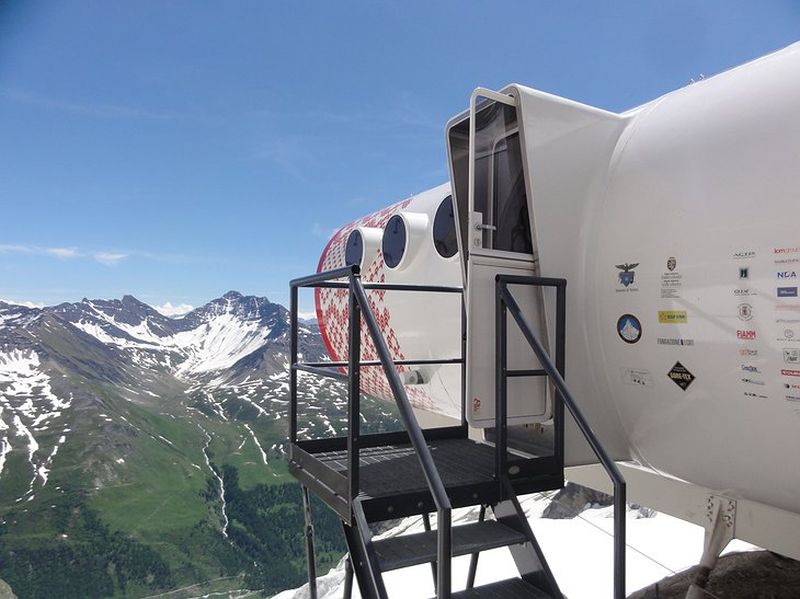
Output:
left=0, top=349, right=71, bottom=489
left=272, top=492, right=759, bottom=599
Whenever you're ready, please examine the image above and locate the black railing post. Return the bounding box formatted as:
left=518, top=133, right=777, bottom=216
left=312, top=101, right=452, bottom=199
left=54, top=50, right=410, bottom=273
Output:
left=460, top=296, right=468, bottom=430
left=289, top=284, right=299, bottom=444
left=498, top=279, right=627, bottom=599
left=437, top=507, right=452, bottom=598
left=615, top=482, right=626, bottom=599
left=494, top=277, right=508, bottom=486
left=555, top=281, right=566, bottom=472
left=347, top=269, right=361, bottom=504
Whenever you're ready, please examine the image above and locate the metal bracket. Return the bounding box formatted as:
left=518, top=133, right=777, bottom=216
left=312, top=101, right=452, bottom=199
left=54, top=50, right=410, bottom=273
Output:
left=686, top=494, right=737, bottom=599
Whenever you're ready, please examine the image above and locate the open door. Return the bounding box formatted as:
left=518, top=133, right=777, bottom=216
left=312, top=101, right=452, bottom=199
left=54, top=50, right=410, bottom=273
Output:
left=447, top=89, right=551, bottom=428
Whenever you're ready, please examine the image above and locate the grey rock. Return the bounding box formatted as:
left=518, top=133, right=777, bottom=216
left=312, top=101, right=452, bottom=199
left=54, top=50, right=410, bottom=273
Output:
left=542, top=482, right=613, bottom=519
left=629, top=551, right=800, bottom=599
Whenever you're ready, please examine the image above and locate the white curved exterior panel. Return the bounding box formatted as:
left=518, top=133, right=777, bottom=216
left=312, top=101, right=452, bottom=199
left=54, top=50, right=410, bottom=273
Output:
left=590, top=43, right=800, bottom=514
left=316, top=42, right=800, bottom=517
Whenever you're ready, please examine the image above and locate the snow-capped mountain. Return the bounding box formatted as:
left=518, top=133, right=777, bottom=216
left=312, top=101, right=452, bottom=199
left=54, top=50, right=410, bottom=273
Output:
left=0, top=290, right=330, bottom=490
left=0, top=291, right=396, bottom=598
left=34, top=290, right=317, bottom=378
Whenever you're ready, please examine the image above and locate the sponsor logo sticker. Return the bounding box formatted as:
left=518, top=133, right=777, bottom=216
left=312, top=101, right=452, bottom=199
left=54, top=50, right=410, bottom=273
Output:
left=615, top=263, right=639, bottom=291
left=781, top=369, right=800, bottom=377
left=741, top=377, right=765, bottom=386
left=739, top=267, right=749, bottom=279
left=617, top=314, right=642, bottom=344
left=784, top=348, right=800, bottom=364
left=777, top=287, right=798, bottom=297
left=736, top=329, right=757, bottom=340
left=741, top=364, right=760, bottom=373
left=733, top=250, right=756, bottom=260
left=657, top=337, right=695, bottom=346
left=744, top=391, right=768, bottom=399
left=778, top=271, right=798, bottom=279
left=739, top=348, right=758, bottom=356
left=667, top=361, right=695, bottom=390
left=661, top=257, right=682, bottom=299
left=621, top=368, right=653, bottom=387
left=658, top=310, right=688, bottom=324
left=737, top=303, right=753, bottom=321
left=734, top=288, right=756, bottom=297
left=774, top=247, right=800, bottom=255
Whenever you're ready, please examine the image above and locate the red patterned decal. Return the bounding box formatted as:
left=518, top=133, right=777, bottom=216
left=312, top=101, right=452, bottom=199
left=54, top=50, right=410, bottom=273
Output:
left=314, top=199, right=434, bottom=410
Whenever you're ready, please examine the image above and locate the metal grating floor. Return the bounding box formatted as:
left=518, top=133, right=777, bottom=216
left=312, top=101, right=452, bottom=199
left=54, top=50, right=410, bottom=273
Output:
left=313, top=438, right=500, bottom=498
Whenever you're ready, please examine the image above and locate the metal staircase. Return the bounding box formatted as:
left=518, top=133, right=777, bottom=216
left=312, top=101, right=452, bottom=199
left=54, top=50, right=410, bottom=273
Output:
left=288, top=265, right=626, bottom=599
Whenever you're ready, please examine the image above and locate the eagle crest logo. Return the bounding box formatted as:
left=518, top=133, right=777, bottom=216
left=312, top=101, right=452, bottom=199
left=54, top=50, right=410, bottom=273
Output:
left=616, top=263, right=639, bottom=288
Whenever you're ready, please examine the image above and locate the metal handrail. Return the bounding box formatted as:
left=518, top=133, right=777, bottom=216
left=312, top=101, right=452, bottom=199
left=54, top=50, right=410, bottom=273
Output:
left=351, top=277, right=453, bottom=598
left=496, top=275, right=626, bottom=599
left=290, top=265, right=456, bottom=598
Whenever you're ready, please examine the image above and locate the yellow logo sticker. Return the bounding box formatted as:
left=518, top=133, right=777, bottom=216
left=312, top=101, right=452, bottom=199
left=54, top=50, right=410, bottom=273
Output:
left=658, top=310, right=688, bottom=324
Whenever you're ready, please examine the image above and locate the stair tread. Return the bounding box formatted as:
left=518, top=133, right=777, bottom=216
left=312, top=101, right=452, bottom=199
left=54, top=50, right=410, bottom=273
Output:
left=374, top=520, right=528, bottom=572
left=441, top=578, right=553, bottom=599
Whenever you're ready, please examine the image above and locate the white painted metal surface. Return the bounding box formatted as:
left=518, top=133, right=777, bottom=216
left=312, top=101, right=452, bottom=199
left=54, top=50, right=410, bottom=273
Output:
left=316, top=42, right=800, bottom=523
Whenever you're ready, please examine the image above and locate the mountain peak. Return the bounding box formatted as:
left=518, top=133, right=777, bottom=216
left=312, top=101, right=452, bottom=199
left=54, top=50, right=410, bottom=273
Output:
left=222, top=290, right=243, bottom=300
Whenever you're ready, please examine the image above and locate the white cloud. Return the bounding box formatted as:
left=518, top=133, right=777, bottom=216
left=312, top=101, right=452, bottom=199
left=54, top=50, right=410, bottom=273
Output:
left=311, top=223, right=338, bottom=240
left=153, top=302, right=194, bottom=317
left=0, top=244, right=79, bottom=258
left=297, top=310, right=318, bottom=321
left=0, top=298, right=45, bottom=309
left=93, top=252, right=128, bottom=266
left=0, top=244, right=183, bottom=266
left=0, top=88, right=179, bottom=121
left=46, top=247, right=80, bottom=259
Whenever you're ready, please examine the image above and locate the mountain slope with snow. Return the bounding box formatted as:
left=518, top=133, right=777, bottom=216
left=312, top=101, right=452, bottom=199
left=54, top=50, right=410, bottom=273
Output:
left=0, top=292, right=398, bottom=599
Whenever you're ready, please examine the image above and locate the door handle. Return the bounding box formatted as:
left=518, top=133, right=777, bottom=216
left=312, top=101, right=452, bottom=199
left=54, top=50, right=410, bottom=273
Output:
left=475, top=224, right=497, bottom=231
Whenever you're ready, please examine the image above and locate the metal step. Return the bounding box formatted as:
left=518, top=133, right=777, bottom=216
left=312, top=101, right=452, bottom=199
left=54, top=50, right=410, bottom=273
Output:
left=437, top=578, right=554, bottom=599
left=374, top=520, right=528, bottom=572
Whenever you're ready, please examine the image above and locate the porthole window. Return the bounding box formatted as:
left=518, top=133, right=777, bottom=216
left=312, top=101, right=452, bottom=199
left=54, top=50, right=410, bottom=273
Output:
left=345, top=230, right=363, bottom=267
left=432, top=195, right=458, bottom=258
left=382, top=215, right=407, bottom=269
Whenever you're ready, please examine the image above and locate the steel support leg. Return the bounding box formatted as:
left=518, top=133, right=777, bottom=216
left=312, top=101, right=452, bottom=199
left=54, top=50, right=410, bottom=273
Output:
left=422, top=512, right=439, bottom=593
left=343, top=556, right=354, bottom=599
left=301, top=485, right=318, bottom=599
left=686, top=495, right=736, bottom=599
left=465, top=505, right=486, bottom=589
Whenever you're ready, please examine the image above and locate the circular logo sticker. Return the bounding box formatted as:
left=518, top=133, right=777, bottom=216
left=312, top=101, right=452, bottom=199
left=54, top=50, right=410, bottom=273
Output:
left=617, top=314, right=642, bottom=344
left=737, top=303, right=753, bottom=321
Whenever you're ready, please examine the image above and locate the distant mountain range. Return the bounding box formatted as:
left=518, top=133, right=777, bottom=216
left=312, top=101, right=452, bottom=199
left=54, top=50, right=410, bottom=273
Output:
left=0, top=292, right=398, bottom=598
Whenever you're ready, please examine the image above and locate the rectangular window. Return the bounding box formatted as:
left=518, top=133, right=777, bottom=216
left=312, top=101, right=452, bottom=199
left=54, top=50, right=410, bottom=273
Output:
left=447, top=99, right=532, bottom=258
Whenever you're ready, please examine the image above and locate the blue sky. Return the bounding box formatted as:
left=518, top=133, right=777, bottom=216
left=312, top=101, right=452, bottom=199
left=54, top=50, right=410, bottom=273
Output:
left=1, top=1, right=799, bottom=314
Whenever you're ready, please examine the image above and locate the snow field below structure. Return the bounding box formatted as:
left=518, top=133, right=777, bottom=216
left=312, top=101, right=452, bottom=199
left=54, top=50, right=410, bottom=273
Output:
left=273, top=492, right=758, bottom=599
